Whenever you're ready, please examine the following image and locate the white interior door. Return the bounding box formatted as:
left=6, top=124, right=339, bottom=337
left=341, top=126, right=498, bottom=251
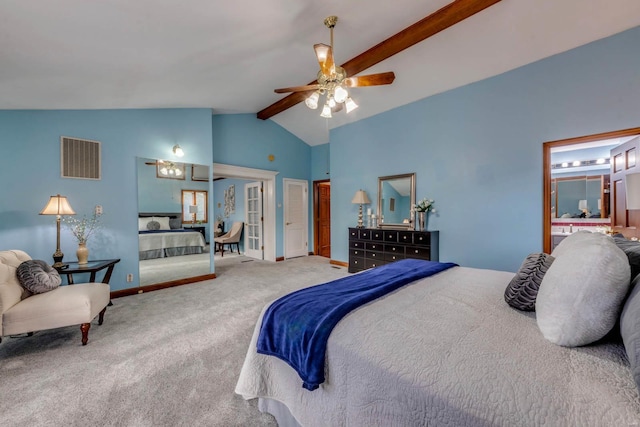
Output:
left=244, top=181, right=263, bottom=260
left=284, top=178, right=308, bottom=259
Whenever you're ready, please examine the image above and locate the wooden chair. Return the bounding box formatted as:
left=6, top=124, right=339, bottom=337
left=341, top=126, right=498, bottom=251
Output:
left=214, top=222, right=243, bottom=257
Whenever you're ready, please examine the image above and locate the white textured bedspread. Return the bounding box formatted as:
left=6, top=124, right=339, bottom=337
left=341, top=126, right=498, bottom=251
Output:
left=235, top=266, right=640, bottom=426
left=138, top=231, right=205, bottom=253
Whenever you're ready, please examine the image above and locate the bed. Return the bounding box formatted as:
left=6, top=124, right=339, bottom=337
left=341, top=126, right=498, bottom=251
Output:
left=235, top=231, right=640, bottom=426
left=138, top=213, right=206, bottom=260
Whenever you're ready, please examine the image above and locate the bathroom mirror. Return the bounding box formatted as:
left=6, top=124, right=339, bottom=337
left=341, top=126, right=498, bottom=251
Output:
left=377, top=173, right=416, bottom=229
left=137, top=157, right=212, bottom=287
left=552, top=174, right=609, bottom=219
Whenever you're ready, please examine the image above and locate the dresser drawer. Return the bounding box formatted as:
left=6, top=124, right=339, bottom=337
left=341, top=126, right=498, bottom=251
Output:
left=383, top=230, right=399, bottom=242
left=359, top=229, right=371, bottom=240
left=349, top=240, right=365, bottom=250
left=349, top=248, right=364, bottom=258
left=384, top=244, right=404, bottom=255
left=384, top=252, right=405, bottom=262
left=398, top=231, right=413, bottom=244
left=365, top=250, right=383, bottom=260
left=413, top=232, right=431, bottom=245
left=364, top=258, right=385, bottom=269
left=349, top=228, right=359, bottom=240
left=365, top=242, right=384, bottom=252
left=406, top=246, right=431, bottom=260
left=370, top=230, right=384, bottom=241
left=349, top=256, right=365, bottom=273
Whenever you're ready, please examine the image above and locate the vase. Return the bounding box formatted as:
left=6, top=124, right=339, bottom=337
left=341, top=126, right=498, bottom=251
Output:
left=418, top=212, right=428, bottom=231
left=76, top=242, right=89, bottom=265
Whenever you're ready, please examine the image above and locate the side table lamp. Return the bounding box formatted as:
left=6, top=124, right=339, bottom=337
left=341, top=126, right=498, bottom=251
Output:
left=40, top=194, right=76, bottom=268
left=351, top=189, right=371, bottom=228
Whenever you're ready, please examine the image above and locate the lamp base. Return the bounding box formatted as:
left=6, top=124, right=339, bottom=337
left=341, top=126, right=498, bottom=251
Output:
left=52, top=252, right=64, bottom=268
left=357, top=204, right=364, bottom=228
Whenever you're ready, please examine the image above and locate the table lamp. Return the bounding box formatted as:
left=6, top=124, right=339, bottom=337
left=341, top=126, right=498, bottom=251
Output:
left=351, top=190, right=371, bottom=228
left=40, top=194, right=75, bottom=267
left=189, top=205, right=198, bottom=225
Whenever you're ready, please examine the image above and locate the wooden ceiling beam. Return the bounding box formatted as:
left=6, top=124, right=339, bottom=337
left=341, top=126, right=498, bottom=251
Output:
left=257, top=0, right=503, bottom=120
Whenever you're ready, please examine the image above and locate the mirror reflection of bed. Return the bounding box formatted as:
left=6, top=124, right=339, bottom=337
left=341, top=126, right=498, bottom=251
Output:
left=137, top=157, right=214, bottom=287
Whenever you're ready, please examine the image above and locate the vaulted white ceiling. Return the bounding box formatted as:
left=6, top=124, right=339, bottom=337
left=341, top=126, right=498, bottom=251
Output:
left=1, top=0, right=639, bottom=146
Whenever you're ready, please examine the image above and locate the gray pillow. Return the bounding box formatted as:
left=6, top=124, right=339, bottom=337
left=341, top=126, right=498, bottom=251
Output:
left=17, top=260, right=61, bottom=295
left=169, top=218, right=182, bottom=230
left=612, top=234, right=640, bottom=281
left=621, top=274, right=640, bottom=394
left=147, top=220, right=161, bottom=230
left=504, top=253, right=554, bottom=311
left=536, top=232, right=631, bottom=347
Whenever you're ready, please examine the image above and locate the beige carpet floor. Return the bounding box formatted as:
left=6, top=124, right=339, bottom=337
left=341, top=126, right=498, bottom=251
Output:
left=139, top=251, right=245, bottom=286
left=0, top=255, right=347, bottom=426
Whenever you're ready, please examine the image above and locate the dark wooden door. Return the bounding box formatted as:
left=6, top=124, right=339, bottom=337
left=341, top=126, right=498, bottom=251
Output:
left=315, top=181, right=331, bottom=258
left=611, top=137, right=640, bottom=235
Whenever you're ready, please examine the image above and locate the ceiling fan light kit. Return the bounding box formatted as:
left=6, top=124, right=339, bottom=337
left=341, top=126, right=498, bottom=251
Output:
left=273, top=15, right=396, bottom=119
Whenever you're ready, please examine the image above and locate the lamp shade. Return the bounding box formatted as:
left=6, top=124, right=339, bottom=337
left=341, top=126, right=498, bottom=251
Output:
left=351, top=190, right=370, bottom=205
left=578, top=199, right=588, bottom=211
left=40, top=194, right=75, bottom=216
left=626, top=173, right=640, bottom=210
left=189, top=205, right=198, bottom=214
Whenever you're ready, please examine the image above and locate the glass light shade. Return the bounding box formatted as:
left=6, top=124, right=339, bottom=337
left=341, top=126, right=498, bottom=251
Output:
left=328, top=96, right=336, bottom=108
left=40, top=195, right=76, bottom=216
left=320, top=103, right=332, bottom=118
left=305, top=92, right=319, bottom=109
left=175, top=168, right=182, bottom=177
left=334, top=85, right=348, bottom=103
left=160, top=167, right=168, bottom=175
left=345, top=97, right=358, bottom=113
left=172, top=144, right=184, bottom=157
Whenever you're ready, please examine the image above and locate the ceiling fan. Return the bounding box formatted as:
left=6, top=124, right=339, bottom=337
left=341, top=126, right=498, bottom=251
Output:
left=258, top=0, right=503, bottom=120
left=273, top=16, right=395, bottom=119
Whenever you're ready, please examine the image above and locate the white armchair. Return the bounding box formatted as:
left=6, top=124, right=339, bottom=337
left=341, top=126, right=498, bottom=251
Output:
left=214, top=222, right=243, bottom=257
left=0, top=250, right=110, bottom=346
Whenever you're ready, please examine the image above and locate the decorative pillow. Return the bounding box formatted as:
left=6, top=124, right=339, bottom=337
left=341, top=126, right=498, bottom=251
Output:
left=612, top=234, right=640, bottom=281
left=138, top=217, right=153, bottom=231
left=169, top=218, right=182, bottom=230
left=152, top=216, right=172, bottom=230
left=504, top=253, right=554, bottom=311
left=16, top=260, right=61, bottom=295
left=536, top=232, right=630, bottom=347
left=621, top=274, right=640, bottom=394
left=147, top=220, right=161, bottom=230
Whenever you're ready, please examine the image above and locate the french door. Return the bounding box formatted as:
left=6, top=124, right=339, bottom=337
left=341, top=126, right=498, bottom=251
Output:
left=244, top=181, right=263, bottom=259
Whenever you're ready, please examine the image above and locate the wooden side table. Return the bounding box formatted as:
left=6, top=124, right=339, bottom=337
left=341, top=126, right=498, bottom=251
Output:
left=55, top=259, right=120, bottom=304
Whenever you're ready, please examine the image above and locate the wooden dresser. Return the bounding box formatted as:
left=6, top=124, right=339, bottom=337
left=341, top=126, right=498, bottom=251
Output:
left=348, top=228, right=439, bottom=273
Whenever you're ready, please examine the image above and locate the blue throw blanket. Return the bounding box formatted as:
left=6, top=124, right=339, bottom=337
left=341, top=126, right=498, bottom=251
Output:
left=256, top=258, right=458, bottom=390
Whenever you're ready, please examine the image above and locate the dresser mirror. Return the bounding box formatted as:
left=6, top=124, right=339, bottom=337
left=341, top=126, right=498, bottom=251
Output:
left=377, top=173, right=416, bottom=230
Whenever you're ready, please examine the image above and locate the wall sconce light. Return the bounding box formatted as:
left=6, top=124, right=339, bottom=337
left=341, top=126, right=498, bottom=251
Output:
left=351, top=189, right=371, bottom=228
left=172, top=144, right=184, bottom=157
left=40, top=194, right=76, bottom=267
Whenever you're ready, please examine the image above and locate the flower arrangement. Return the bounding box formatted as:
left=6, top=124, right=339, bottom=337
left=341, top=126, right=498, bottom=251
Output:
left=413, top=198, right=435, bottom=213
left=63, top=212, right=102, bottom=244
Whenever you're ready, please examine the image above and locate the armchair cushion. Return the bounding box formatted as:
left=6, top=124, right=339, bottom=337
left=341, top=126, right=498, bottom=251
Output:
left=17, top=260, right=61, bottom=295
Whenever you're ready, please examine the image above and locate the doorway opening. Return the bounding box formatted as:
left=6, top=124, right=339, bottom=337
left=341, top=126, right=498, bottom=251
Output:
left=313, top=180, right=331, bottom=258
left=543, top=127, right=640, bottom=253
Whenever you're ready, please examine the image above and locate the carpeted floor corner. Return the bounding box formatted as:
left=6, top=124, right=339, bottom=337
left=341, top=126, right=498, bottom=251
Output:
left=0, top=256, right=349, bottom=426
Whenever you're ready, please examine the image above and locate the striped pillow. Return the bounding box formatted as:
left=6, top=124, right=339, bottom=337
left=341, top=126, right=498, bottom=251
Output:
left=504, top=253, right=554, bottom=311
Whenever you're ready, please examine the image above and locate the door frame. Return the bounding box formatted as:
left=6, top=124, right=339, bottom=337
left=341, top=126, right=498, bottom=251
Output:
left=313, top=179, right=330, bottom=256
left=542, top=126, right=640, bottom=253
left=213, top=163, right=278, bottom=262
left=283, top=178, right=309, bottom=259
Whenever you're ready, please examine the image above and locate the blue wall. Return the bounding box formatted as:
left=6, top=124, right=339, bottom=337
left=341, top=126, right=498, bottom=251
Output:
left=329, top=25, right=640, bottom=272
left=0, top=109, right=213, bottom=290
left=311, top=143, right=331, bottom=181
left=212, top=114, right=312, bottom=257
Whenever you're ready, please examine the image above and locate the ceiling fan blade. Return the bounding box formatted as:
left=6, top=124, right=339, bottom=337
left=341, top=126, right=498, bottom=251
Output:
left=258, top=0, right=503, bottom=120
left=314, top=43, right=335, bottom=76
left=345, top=72, right=396, bottom=87
left=274, top=84, right=320, bottom=94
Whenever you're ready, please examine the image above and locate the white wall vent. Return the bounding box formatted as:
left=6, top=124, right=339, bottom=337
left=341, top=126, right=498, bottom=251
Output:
left=60, top=136, right=101, bottom=180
